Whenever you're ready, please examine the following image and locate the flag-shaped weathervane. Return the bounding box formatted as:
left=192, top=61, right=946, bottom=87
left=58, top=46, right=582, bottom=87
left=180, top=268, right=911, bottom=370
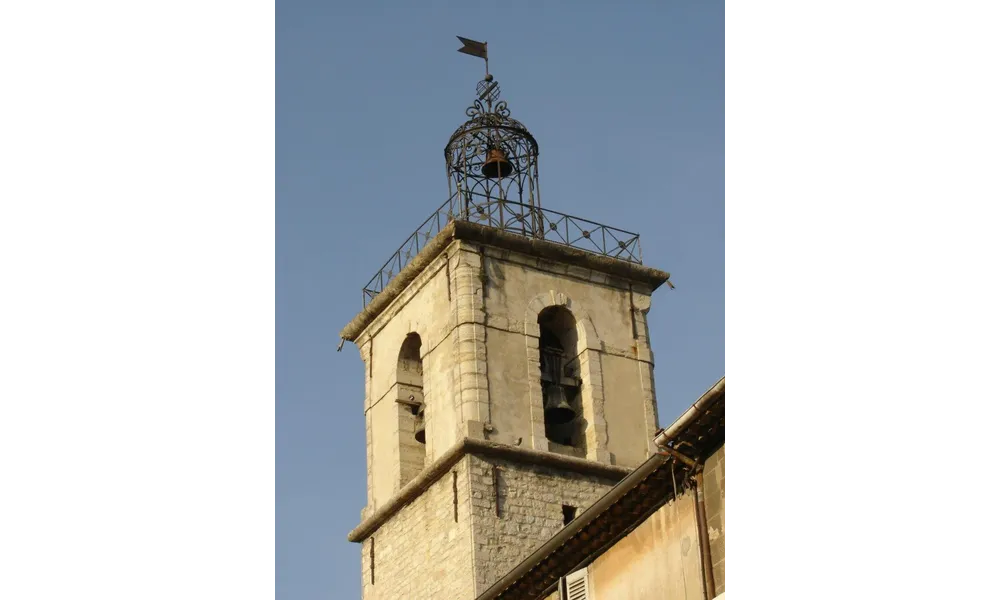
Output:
left=457, top=36, right=489, bottom=75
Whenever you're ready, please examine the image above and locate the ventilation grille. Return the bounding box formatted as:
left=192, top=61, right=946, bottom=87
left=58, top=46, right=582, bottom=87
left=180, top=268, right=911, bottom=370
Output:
left=567, top=578, right=587, bottom=600
left=563, top=568, right=589, bottom=600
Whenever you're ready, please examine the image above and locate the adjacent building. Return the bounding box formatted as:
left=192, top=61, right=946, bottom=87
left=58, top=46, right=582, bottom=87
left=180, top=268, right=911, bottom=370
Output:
left=478, top=378, right=725, bottom=600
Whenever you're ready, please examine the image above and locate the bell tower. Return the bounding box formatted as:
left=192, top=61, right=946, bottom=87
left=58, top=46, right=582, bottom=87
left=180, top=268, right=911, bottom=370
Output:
left=341, top=42, right=672, bottom=599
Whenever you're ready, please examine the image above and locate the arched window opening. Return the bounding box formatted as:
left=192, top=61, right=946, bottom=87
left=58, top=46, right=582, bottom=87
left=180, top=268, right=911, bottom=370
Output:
left=398, top=333, right=423, bottom=384
left=396, top=333, right=426, bottom=484
left=538, top=307, right=584, bottom=450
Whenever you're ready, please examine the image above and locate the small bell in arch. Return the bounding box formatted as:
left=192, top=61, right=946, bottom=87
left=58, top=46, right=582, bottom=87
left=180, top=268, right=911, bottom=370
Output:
left=543, top=384, right=575, bottom=425
left=414, top=404, right=426, bottom=444
left=481, top=147, right=513, bottom=179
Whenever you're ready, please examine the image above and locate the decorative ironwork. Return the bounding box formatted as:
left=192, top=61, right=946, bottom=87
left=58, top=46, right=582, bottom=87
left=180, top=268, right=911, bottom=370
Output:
left=361, top=196, right=455, bottom=306
left=359, top=68, right=642, bottom=308
left=477, top=79, right=500, bottom=104
left=361, top=196, right=641, bottom=307
left=445, top=74, right=542, bottom=238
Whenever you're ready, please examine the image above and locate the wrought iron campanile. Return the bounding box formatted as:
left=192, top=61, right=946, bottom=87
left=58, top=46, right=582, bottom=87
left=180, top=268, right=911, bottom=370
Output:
left=445, top=73, right=542, bottom=238
left=357, top=39, right=645, bottom=307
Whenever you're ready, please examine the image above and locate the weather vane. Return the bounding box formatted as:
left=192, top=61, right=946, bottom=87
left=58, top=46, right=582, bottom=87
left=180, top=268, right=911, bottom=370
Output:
left=457, top=36, right=489, bottom=77
left=457, top=35, right=500, bottom=107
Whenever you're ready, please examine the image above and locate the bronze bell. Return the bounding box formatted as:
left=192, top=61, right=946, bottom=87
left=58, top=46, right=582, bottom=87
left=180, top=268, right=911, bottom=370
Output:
left=543, top=385, right=575, bottom=425
left=414, top=405, right=426, bottom=444
left=481, top=148, right=513, bottom=178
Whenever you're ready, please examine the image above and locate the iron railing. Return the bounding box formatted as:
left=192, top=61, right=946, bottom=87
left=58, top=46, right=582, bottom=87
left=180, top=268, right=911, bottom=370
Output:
left=362, top=198, right=642, bottom=307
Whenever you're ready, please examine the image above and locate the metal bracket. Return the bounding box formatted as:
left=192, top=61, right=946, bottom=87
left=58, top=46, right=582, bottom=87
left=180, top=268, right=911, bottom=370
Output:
left=655, top=445, right=699, bottom=469
left=395, top=394, right=422, bottom=410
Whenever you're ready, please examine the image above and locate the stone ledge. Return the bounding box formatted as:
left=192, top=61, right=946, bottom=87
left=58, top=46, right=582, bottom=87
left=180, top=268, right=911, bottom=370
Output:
left=347, top=437, right=632, bottom=543
left=340, top=220, right=671, bottom=342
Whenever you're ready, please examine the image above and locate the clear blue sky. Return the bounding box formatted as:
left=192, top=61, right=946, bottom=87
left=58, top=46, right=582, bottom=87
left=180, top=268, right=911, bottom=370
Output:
left=277, top=1, right=723, bottom=598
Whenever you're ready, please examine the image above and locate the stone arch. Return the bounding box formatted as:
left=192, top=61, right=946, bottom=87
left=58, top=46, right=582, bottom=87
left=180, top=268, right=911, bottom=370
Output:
left=523, top=291, right=610, bottom=463
left=394, top=332, right=426, bottom=486
left=396, top=332, right=423, bottom=386
left=524, top=290, right=600, bottom=351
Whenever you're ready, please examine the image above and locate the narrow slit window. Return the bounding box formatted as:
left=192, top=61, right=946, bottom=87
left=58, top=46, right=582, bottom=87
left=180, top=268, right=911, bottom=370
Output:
left=562, top=505, right=577, bottom=526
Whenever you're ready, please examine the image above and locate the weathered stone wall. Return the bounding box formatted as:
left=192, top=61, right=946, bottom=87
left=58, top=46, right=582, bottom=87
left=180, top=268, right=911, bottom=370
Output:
left=367, top=391, right=397, bottom=514
left=359, top=247, right=481, bottom=511
left=358, top=239, right=663, bottom=512
left=448, top=248, right=491, bottom=443
left=360, top=457, right=475, bottom=600
left=704, top=444, right=725, bottom=594
left=480, top=326, right=532, bottom=447
left=360, top=250, right=455, bottom=511
left=479, top=244, right=661, bottom=467
left=598, top=353, right=656, bottom=467
left=421, top=329, right=458, bottom=460
left=466, top=455, right=619, bottom=596
left=351, top=235, right=668, bottom=596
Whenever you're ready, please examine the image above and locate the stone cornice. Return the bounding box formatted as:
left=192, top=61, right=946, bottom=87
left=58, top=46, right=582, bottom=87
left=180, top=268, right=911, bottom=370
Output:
left=340, top=221, right=670, bottom=342
left=346, top=437, right=632, bottom=543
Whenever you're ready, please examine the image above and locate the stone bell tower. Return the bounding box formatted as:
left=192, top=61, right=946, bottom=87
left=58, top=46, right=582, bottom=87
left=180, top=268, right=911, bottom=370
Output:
left=341, top=47, right=672, bottom=599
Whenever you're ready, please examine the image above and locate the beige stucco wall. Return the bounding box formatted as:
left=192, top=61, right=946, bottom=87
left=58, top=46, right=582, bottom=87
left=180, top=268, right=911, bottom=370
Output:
left=704, top=445, right=725, bottom=594
left=586, top=491, right=705, bottom=600
left=567, top=446, right=724, bottom=600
